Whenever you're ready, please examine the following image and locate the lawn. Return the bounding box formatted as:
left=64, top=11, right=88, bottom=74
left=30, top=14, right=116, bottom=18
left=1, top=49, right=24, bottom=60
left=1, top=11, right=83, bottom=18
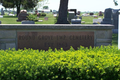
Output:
left=0, top=12, right=104, bottom=24
left=112, top=33, right=118, bottom=47
left=0, top=13, right=56, bottom=24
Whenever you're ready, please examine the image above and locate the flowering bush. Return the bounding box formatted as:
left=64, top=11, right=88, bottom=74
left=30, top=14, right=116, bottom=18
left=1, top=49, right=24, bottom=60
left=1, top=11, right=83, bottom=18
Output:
left=27, top=14, right=38, bottom=22
left=0, top=46, right=120, bottom=80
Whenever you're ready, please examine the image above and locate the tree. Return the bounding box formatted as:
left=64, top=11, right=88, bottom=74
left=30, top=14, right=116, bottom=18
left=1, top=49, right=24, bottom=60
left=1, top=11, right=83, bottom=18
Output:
left=43, top=6, right=49, bottom=9
left=36, top=0, right=49, bottom=9
left=0, top=0, right=39, bottom=16
left=113, top=0, right=118, bottom=6
left=56, top=0, right=69, bottom=24
left=56, top=0, right=118, bottom=24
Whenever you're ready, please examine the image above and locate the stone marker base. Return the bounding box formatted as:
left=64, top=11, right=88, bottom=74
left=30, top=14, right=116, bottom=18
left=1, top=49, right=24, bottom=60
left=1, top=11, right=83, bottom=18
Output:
left=21, top=21, right=35, bottom=24
left=101, top=19, right=112, bottom=24
left=71, top=19, right=81, bottom=24
left=0, top=24, right=114, bottom=50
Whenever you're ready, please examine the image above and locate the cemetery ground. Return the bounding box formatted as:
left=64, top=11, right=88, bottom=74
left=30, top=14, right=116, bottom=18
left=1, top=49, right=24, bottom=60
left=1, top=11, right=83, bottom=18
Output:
left=0, top=12, right=103, bottom=24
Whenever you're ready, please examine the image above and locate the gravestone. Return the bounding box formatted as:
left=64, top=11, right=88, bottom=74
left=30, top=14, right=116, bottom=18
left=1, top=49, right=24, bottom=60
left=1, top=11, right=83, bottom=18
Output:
left=79, top=16, right=82, bottom=19
left=0, top=21, right=1, bottom=24
left=119, top=10, right=120, bottom=49
left=99, top=11, right=103, bottom=16
left=68, top=11, right=75, bottom=22
left=101, top=8, right=113, bottom=24
left=53, top=14, right=57, bottom=17
left=0, top=15, right=3, bottom=18
left=93, top=15, right=98, bottom=18
left=21, top=21, right=35, bottom=24
left=44, top=17, right=48, bottom=20
left=53, top=10, right=57, bottom=14
left=112, top=9, right=119, bottom=33
left=17, top=10, right=28, bottom=22
left=1, top=8, right=4, bottom=15
left=71, top=19, right=81, bottom=24
left=77, top=11, right=80, bottom=15
left=74, top=15, right=78, bottom=19
left=68, top=9, right=77, bottom=15
left=93, top=18, right=102, bottom=24
left=90, top=13, right=94, bottom=15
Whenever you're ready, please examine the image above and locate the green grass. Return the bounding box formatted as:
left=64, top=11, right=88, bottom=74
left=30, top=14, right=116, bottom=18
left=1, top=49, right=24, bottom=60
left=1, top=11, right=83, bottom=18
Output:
left=0, top=13, right=56, bottom=24
left=0, top=15, right=21, bottom=24
left=112, top=34, right=118, bottom=47
left=82, top=16, right=103, bottom=24
left=0, top=13, right=104, bottom=24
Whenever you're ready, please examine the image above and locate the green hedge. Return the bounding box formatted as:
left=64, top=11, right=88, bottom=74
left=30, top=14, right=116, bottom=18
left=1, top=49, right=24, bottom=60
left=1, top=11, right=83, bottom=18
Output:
left=0, top=46, right=120, bottom=80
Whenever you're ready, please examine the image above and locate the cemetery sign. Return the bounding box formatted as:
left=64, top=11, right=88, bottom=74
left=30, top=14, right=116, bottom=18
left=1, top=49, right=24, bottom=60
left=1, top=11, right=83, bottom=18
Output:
left=18, top=32, right=94, bottom=50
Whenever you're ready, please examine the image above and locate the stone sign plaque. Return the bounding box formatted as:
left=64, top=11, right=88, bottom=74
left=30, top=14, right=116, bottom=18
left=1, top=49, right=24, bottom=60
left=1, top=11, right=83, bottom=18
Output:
left=17, top=32, right=94, bottom=50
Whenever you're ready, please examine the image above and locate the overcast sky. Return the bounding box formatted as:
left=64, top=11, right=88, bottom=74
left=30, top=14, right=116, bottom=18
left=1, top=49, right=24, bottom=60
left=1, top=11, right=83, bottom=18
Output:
left=47, top=0, right=120, bottom=12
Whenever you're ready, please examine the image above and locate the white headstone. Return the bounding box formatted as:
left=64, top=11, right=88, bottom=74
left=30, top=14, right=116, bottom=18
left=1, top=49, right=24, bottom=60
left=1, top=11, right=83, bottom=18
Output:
left=0, top=15, right=3, bottom=18
left=93, top=19, right=102, bottom=23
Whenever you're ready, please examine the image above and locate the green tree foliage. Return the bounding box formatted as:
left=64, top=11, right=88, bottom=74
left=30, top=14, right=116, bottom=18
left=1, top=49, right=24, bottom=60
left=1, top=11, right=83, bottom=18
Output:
left=113, top=0, right=118, bottom=6
left=0, top=0, right=39, bottom=16
left=43, top=6, right=49, bottom=9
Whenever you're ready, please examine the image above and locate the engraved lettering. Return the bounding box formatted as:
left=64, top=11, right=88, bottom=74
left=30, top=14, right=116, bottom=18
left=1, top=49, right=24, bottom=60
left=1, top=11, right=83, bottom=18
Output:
left=44, top=42, right=54, bottom=47
left=57, top=35, right=66, bottom=40
left=38, top=36, right=53, bottom=40
left=57, top=42, right=68, bottom=47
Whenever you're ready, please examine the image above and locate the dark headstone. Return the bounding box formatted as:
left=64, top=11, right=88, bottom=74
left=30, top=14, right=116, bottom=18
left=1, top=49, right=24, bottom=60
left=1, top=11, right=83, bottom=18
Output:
left=17, top=10, right=28, bottom=22
left=93, top=23, right=98, bottom=24
left=68, top=11, right=75, bottom=22
left=74, top=16, right=78, bottom=19
left=101, top=8, right=113, bottom=24
left=79, top=16, right=82, bottom=19
left=77, top=11, right=80, bottom=15
left=112, top=9, right=119, bottom=29
left=68, top=9, right=77, bottom=15
left=90, top=13, right=94, bottom=15
left=112, top=9, right=119, bottom=33
left=99, top=11, right=103, bottom=16
left=0, top=21, right=1, bottom=24
left=1, top=8, right=4, bottom=15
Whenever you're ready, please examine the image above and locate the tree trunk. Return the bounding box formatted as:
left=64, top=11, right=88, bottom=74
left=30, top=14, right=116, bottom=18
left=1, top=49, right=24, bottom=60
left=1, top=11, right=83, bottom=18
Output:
left=17, top=5, right=20, bottom=17
left=56, top=0, right=70, bottom=24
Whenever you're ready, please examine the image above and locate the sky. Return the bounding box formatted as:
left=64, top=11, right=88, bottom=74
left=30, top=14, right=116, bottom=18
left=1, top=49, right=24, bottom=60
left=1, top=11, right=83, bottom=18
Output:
left=0, top=0, right=120, bottom=12
left=47, top=0, right=120, bottom=12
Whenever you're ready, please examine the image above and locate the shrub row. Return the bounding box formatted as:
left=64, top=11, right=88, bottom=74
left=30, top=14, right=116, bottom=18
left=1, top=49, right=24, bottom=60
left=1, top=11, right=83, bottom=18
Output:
left=0, top=46, right=120, bottom=80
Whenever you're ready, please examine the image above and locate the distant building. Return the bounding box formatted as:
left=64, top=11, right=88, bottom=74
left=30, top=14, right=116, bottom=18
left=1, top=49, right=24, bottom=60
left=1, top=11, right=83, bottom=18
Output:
left=37, top=9, right=50, bottom=13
